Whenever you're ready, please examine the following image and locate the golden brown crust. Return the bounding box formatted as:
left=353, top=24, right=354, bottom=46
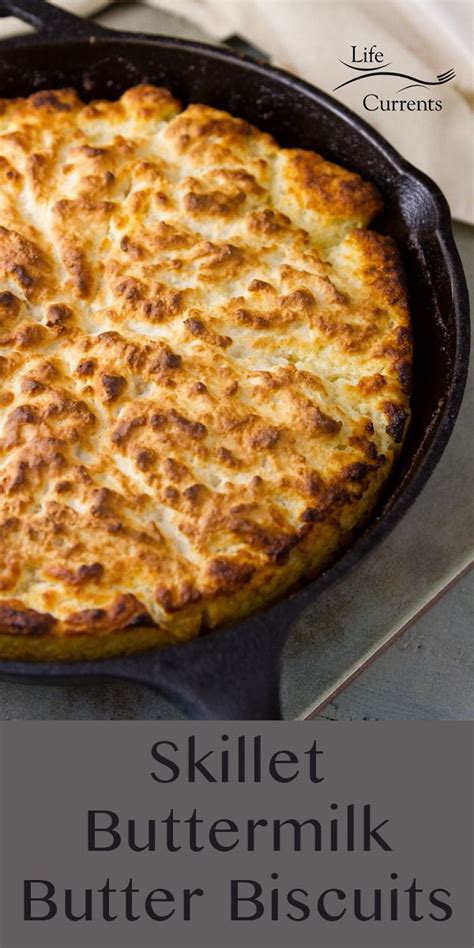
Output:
left=0, top=85, right=411, bottom=659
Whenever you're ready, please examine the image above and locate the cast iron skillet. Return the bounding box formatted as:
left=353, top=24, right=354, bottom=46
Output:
left=0, top=0, right=469, bottom=719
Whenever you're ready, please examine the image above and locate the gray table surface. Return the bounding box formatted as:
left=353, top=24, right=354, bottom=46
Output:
left=0, top=2, right=472, bottom=721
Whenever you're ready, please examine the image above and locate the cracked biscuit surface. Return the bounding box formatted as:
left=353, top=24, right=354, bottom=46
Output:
left=0, top=84, right=411, bottom=659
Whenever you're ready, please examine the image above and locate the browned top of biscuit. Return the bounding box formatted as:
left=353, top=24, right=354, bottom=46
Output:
left=0, top=85, right=410, bottom=645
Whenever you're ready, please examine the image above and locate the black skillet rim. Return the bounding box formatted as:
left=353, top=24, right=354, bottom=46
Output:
left=0, top=16, right=470, bottom=681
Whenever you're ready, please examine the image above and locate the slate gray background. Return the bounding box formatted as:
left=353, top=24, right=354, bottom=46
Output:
left=1, top=722, right=473, bottom=948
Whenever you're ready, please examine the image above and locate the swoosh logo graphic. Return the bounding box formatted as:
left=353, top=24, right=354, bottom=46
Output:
left=338, top=59, right=393, bottom=71
left=333, top=68, right=456, bottom=92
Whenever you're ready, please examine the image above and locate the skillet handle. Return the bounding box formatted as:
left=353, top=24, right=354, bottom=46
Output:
left=0, top=0, right=107, bottom=36
left=109, top=609, right=292, bottom=720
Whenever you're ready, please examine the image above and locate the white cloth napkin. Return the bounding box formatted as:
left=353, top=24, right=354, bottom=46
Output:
left=1, top=0, right=472, bottom=223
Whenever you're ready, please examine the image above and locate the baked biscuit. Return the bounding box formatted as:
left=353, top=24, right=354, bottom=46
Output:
left=0, top=85, right=411, bottom=659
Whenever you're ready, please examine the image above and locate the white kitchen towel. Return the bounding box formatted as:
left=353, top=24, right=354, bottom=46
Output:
left=1, top=0, right=472, bottom=222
